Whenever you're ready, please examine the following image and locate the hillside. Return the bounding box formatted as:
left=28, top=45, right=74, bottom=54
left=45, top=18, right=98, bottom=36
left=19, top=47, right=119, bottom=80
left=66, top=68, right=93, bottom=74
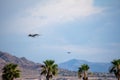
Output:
left=0, top=51, right=111, bottom=73
left=59, top=59, right=111, bottom=72
left=0, top=51, right=42, bottom=79
left=0, top=51, right=41, bottom=70
left=0, top=51, right=76, bottom=79
left=0, top=51, right=116, bottom=80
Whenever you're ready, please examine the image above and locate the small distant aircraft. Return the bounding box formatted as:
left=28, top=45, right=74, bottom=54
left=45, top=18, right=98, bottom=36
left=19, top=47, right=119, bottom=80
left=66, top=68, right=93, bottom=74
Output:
left=67, top=52, right=71, bottom=54
left=28, top=34, right=40, bottom=37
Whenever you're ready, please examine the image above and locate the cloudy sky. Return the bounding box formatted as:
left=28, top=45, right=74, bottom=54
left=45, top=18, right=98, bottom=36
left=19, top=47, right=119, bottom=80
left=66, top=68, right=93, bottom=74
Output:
left=0, top=0, right=120, bottom=63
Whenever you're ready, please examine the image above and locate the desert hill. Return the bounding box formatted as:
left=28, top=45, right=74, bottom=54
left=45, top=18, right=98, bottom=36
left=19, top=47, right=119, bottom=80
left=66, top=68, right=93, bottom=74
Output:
left=59, top=59, right=111, bottom=72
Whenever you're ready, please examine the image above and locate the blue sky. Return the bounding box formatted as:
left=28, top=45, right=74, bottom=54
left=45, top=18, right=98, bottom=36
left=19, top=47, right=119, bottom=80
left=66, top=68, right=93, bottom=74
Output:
left=0, top=0, right=120, bottom=64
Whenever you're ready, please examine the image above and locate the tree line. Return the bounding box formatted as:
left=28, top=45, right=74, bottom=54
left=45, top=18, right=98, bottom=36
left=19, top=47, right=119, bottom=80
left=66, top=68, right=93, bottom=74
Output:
left=1, top=59, right=120, bottom=80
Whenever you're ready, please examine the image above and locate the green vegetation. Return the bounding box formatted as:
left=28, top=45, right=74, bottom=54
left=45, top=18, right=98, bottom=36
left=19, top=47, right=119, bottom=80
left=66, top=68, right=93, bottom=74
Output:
left=78, top=64, right=90, bottom=80
left=40, top=60, right=58, bottom=80
left=2, top=63, right=20, bottom=80
left=109, top=59, right=120, bottom=80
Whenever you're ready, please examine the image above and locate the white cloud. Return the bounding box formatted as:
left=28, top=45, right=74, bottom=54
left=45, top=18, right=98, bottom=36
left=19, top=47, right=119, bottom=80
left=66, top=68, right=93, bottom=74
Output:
left=6, top=0, right=103, bottom=34
left=29, top=0, right=102, bottom=24
left=109, top=43, right=120, bottom=48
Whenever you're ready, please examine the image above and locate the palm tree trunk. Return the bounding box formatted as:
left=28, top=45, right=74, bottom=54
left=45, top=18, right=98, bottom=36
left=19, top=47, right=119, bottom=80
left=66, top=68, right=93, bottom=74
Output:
left=83, top=71, right=86, bottom=80
left=46, top=70, right=50, bottom=80
left=46, top=76, right=49, bottom=80
left=83, top=71, right=88, bottom=80
left=118, top=77, right=120, bottom=80
left=11, top=78, right=14, bottom=80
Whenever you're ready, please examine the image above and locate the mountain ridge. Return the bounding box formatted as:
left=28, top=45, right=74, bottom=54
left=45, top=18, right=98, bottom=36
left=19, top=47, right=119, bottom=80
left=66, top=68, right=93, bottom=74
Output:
left=0, top=51, right=111, bottom=73
left=59, top=59, right=111, bottom=72
left=0, top=51, right=78, bottom=78
left=0, top=51, right=41, bottom=71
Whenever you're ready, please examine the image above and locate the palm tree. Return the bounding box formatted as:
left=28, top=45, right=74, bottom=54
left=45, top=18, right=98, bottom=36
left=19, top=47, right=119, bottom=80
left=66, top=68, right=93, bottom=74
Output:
left=78, top=64, right=89, bottom=80
left=2, top=63, right=20, bottom=80
left=40, top=60, right=58, bottom=80
left=78, top=67, right=82, bottom=80
left=109, top=59, right=120, bottom=80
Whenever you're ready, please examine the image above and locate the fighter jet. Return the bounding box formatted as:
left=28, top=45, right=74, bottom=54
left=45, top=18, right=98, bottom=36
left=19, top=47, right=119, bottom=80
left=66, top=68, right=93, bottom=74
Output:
left=28, top=34, right=40, bottom=37
left=67, top=52, right=71, bottom=54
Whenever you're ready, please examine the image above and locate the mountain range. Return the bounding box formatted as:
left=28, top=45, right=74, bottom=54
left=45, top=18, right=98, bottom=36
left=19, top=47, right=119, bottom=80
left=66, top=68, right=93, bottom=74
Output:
left=0, top=51, right=42, bottom=79
left=0, top=51, right=111, bottom=73
left=59, top=59, right=111, bottom=72
left=0, top=51, right=77, bottom=78
left=0, top=51, right=41, bottom=70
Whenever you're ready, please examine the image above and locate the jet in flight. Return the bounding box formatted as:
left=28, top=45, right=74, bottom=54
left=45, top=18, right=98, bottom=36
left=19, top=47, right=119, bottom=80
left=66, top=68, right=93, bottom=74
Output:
left=67, top=52, right=71, bottom=54
left=28, top=34, right=40, bottom=37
